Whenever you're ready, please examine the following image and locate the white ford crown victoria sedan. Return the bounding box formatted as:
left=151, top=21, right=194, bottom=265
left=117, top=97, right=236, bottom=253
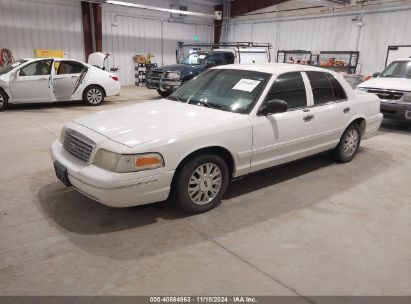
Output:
left=0, top=57, right=121, bottom=111
left=51, top=64, right=382, bottom=214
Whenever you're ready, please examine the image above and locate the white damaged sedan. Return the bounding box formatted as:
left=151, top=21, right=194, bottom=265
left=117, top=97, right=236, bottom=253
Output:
left=51, top=64, right=382, bottom=214
left=0, top=57, right=121, bottom=111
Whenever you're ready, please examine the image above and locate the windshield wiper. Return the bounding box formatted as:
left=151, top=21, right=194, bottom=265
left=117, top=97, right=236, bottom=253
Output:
left=188, top=100, right=222, bottom=110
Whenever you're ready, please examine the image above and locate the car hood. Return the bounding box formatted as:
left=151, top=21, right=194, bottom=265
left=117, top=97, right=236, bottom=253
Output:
left=153, top=64, right=204, bottom=74
left=73, top=99, right=241, bottom=148
left=359, top=77, right=411, bottom=91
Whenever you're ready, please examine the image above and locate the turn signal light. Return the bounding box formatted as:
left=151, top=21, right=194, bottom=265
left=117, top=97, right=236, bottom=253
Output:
left=110, top=75, right=119, bottom=81
left=136, top=155, right=162, bottom=168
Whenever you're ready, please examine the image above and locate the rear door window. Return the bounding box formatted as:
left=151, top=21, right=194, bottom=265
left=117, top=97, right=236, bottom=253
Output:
left=306, top=71, right=335, bottom=105
left=56, top=61, right=84, bottom=75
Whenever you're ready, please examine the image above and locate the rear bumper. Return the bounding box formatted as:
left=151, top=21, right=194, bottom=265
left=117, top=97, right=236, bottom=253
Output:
left=380, top=102, right=411, bottom=121
left=364, top=113, right=383, bottom=138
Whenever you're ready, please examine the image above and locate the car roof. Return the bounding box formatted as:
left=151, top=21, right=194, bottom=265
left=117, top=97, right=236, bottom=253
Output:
left=390, top=58, right=411, bottom=62
left=212, top=63, right=337, bottom=75
left=22, top=57, right=79, bottom=61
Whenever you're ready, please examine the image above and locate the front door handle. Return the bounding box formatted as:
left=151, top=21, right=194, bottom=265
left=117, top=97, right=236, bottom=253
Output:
left=343, top=107, right=351, bottom=114
left=303, top=114, right=315, bottom=122
left=71, top=76, right=77, bottom=79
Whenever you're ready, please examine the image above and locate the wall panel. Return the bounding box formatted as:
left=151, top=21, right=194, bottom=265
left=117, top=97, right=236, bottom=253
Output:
left=225, top=6, right=411, bottom=75
left=0, top=0, right=84, bottom=61
left=102, top=4, right=214, bottom=85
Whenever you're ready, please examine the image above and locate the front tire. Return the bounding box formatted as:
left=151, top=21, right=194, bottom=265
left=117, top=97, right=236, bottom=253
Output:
left=83, top=85, right=105, bottom=106
left=333, top=123, right=361, bottom=163
left=173, top=154, right=229, bottom=214
left=156, top=89, right=172, bottom=97
left=0, top=90, right=9, bottom=112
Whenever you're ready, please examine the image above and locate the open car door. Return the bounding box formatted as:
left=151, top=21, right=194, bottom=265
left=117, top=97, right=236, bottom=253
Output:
left=53, top=60, right=85, bottom=101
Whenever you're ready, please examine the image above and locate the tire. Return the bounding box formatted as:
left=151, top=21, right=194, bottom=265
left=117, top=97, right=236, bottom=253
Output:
left=172, top=154, right=230, bottom=214
left=156, top=89, right=172, bottom=97
left=0, top=90, right=9, bottom=112
left=83, top=85, right=105, bottom=106
left=333, top=123, right=361, bottom=163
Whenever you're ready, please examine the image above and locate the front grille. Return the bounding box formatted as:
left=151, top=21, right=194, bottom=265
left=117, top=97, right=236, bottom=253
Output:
left=367, top=89, right=404, bottom=101
left=148, top=70, right=164, bottom=80
left=63, top=129, right=95, bottom=162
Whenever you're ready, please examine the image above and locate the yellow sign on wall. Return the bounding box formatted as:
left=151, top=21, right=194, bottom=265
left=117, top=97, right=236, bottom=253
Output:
left=34, top=49, right=65, bottom=58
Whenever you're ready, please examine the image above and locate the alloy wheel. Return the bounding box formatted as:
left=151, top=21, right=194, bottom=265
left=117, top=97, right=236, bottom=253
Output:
left=343, top=129, right=359, bottom=158
left=188, top=163, right=222, bottom=205
left=87, top=88, right=103, bottom=104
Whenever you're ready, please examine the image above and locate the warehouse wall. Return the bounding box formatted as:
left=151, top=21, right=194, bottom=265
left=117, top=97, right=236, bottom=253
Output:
left=225, top=5, right=411, bottom=75
left=102, top=2, right=214, bottom=85
left=0, top=0, right=85, bottom=61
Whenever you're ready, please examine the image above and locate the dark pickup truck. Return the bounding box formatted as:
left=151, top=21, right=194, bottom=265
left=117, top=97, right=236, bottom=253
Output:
left=146, top=51, right=235, bottom=97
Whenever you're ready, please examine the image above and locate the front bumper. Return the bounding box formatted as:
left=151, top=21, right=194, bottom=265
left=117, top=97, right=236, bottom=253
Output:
left=50, top=140, right=174, bottom=208
left=380, top=102, right=411, bottom=121
left=146, top=77, right=182, bottom=92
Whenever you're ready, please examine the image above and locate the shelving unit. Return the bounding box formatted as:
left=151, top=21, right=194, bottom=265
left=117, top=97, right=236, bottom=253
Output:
left=277, top=50, right=313, bottom=65
left=316, top=51, right=360, bottom=74
left=134, top=62, right=158, bottom=86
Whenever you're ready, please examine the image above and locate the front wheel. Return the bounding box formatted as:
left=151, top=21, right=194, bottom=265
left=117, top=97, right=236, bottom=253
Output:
left=0, top=90, right=9, bottom=112
left=156, top=89, right=172, bottom=97
left=172, top=154, right=229, bottom=214
left=333, top=123, right=361, bottom=163
left=83, top=85, right=105, bottom=106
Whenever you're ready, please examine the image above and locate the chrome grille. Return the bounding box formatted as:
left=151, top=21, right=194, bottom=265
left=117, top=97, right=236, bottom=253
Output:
left=367, top=89, right=404, bottom=101
left=148, top=70, right=164, bottom=80
left=63, top=129, right=95, bottom=162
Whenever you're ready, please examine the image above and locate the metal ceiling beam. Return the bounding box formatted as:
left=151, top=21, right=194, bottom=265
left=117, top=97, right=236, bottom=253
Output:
left=229, top=0, right=290, bottom=17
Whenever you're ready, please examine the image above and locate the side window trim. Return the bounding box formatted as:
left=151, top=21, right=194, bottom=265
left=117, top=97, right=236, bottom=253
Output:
left=301, top=72, right=314, bottom=107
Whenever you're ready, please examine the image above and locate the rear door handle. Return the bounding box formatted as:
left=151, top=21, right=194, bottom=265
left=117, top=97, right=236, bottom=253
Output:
left=71, top=76, right=77, bottom=79
left=343, top=107, right=351, bottom=114
left=303, top=115, right=315, bottom=122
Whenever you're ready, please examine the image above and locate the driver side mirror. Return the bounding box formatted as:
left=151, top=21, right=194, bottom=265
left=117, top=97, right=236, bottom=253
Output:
left=206, top=60, right=217, bottom=68
left=372, top=72, right=380, bottom=78
left=11, top=70, right=19, bottom=80
left=258, top=99, right=288, bottom=116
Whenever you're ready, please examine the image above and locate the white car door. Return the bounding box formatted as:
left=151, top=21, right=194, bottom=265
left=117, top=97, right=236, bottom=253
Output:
left=250, top=72, right=315, bottom=173
left=303, top=71, right=352, bottom=154
left=9, top=59, right=54, bottom=103
left=53, top=60, right=85, bottom=101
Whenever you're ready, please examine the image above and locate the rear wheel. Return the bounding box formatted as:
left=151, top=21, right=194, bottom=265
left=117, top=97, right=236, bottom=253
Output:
left=156, top=89, right=172, bottom=97
left=333, top=123, right=361, bottom=163
left=83, top=85, right=105, bottom=106
left=172, top=154, right=229, bottom=214
left=0, top=90, right=8, bottom=112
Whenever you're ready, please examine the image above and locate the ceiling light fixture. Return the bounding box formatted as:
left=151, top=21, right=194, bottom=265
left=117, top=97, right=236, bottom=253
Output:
left=105, top=0, right=216, bottom=19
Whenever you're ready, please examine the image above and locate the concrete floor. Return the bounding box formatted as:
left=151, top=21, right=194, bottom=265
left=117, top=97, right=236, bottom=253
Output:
left=1, top=86, right=411, bottom=298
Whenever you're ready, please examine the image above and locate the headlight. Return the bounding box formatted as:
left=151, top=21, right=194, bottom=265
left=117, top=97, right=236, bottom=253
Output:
left=59, top=127, right=66, bottom=143
left=356, top=87, right=368, bottom=92
left=403, top=92, right=411, bottom=102
left=93, top=149, right=164, bottom=173
left=165, top=72, right=181, bottom=80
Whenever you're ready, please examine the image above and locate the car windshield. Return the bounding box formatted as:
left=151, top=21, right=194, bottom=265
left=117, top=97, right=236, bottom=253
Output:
left=182, top=53, right=207, bottom=65
left=0, top=59, right=28, bottom=75
left=380, top=61, right=411, bottom=79
left=167, top=69, right=271, bottom=114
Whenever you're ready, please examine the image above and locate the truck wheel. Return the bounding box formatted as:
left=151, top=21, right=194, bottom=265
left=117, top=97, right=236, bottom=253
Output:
left=172, top=154, right=229, bottom=214
left=156, top=89, right=172, bottom=97
left=0, top=90, right=9, bottom=112
left=333, top=123, right=361, bottom=163
left=83, top=85, right=105, bottom=106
